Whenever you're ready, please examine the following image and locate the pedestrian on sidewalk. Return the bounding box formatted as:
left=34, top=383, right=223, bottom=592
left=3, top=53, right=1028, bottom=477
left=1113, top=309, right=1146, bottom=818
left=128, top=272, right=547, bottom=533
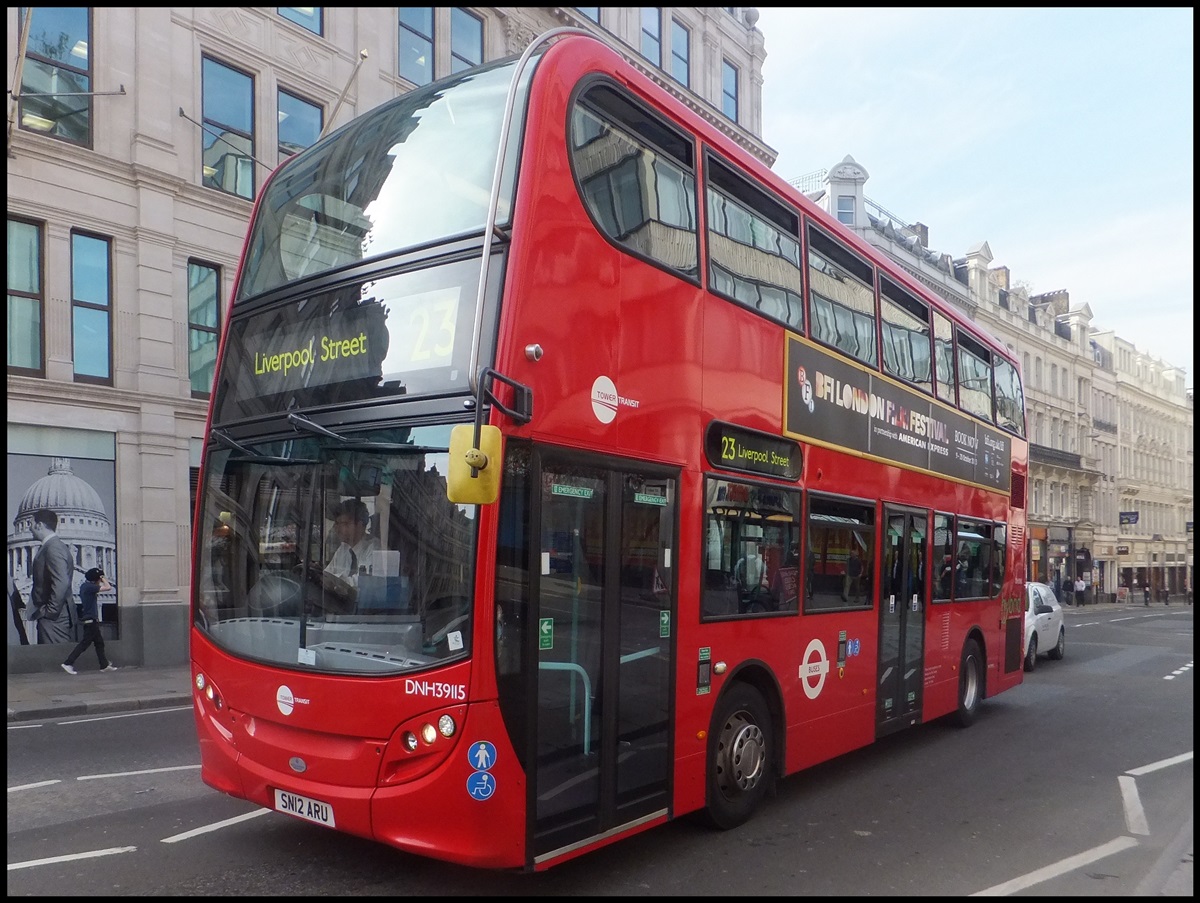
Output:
left=62, top=568, right=117, bottom=674
left=1143, top=583, right=1151, bottom=607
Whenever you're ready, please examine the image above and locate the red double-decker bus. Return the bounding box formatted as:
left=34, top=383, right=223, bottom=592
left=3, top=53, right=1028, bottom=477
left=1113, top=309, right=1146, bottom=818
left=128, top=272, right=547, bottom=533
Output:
left=191, top=28, right=1028, bottom=871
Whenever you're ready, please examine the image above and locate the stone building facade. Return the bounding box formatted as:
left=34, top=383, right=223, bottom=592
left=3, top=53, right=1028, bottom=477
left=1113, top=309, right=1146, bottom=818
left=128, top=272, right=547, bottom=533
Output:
left=6, top=6, right=769, bottom=672
left=813, top=158, right=1193, bottom=602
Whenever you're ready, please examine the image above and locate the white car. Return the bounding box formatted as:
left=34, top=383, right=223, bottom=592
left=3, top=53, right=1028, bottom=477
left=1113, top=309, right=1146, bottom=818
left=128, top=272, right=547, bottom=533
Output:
left=1024, top=582, right=1066, bottom=672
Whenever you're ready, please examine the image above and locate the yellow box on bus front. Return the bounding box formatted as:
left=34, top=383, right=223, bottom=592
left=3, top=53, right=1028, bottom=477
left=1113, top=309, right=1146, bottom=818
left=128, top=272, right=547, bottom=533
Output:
left=447, top=424, right=503, bottom=505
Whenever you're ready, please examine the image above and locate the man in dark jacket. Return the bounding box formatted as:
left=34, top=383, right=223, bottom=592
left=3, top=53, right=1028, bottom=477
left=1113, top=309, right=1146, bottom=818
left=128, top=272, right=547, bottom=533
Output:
left=28, top=508, right=77, bottom=644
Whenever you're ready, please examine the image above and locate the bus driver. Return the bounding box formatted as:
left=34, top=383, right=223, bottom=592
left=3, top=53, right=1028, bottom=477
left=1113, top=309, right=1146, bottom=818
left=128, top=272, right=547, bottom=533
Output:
left=311, top=499, right=380, bottom=609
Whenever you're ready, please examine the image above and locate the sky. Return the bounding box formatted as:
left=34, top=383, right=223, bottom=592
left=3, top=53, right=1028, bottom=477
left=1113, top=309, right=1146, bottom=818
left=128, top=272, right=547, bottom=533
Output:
left=755, top=7, right=1194, bottom=388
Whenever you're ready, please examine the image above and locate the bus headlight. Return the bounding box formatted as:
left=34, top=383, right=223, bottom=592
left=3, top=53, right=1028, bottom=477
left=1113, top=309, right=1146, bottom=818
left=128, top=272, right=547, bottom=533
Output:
left=194, top=671, right=224, bottom=710
left=420, top=723, right=438, bottom=745
left=438, top=714, right=456, bottom=737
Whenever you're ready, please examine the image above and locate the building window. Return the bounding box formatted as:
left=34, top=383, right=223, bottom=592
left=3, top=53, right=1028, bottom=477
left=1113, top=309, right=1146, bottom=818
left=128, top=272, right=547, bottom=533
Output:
left=450, top=8, right=483, bottom=74
left=836, top=195, right=855, bottom=226
left=201, top=56, right=255, bottom=200
left=7, top=217, right=44, bottom=376
left=669, top=20, right=690, bottom=87
left=721, top=59, right=739, bottom=121
left=70, top=231, right=112, bottom=383
left=575, top=7, right=600, bottom=23
left=399, top=7, right=434, bottom=86
left=641, top=8, right=662, bottom=67
left=277, top=89, right=323, bottom=161
left=17, top=7, right=93, bottom=146
left=188, top=261, right=220, bottom=398
left=278, top=7, right=322, bottom=35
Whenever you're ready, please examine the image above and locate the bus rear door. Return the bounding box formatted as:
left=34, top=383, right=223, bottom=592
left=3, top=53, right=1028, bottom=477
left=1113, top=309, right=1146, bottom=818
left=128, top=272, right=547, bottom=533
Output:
left=877, top=506, right=930, bottom=736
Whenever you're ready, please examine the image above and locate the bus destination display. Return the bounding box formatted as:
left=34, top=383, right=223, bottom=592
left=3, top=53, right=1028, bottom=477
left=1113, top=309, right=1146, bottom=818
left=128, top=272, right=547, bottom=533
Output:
left=705, top=421, right=802, bottom=480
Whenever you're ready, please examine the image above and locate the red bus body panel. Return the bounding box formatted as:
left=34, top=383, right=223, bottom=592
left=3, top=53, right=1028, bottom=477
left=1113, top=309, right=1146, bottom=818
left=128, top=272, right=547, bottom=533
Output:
left=194, top=33, right=1027, bottom=871
left=192, top=637, right=528, bottom=869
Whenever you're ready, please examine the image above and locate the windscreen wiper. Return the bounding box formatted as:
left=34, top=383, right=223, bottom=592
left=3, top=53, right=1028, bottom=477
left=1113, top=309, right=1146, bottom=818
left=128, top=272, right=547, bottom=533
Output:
left=211, top=428, right=314, bottom=464
left=287, top=412, right=447, bottom=453
left=288, top=411, right=346, bottom=441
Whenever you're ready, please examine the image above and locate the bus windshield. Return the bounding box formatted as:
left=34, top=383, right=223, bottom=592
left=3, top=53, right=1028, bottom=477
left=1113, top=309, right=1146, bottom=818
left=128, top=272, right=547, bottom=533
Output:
left=195, top=423, right=475, bottom=676
left=237, top=54, right=535, bottom=301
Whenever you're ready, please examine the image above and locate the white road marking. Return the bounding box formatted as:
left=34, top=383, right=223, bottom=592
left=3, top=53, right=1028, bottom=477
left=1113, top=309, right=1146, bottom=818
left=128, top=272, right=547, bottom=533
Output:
left=7, top=845, right=137, bottom=871
left=970, top=836, right=1139, bottom=895
left=77, top=764, right=201, bottom=781
left=7, top=779, right=62, bottom=792
left=59, top=705, right=192, bottom=725
left=1127, top=751, right=1193, bottom=776
left=161, top=808, right=271, bottom=843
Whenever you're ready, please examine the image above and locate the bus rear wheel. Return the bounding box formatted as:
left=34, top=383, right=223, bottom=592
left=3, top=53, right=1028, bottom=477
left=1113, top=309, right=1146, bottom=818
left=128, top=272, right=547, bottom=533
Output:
left=704, top=683, right=772, bottom=830
left=952, top=638, right=983, bottom=728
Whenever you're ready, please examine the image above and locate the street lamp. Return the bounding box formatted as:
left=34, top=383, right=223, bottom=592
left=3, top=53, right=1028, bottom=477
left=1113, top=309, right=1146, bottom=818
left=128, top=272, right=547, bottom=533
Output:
left=1152, top=533, right=1164, bottom=602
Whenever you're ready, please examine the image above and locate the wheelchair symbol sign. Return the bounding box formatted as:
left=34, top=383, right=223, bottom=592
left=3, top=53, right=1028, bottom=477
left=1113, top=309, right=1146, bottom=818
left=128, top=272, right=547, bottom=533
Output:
left=467, top=771, right=496, bottom=800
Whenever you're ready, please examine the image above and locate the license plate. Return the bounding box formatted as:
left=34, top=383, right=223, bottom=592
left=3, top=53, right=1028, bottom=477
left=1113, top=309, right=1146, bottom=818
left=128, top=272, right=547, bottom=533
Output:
left=274, top=788, right=336, bottom=828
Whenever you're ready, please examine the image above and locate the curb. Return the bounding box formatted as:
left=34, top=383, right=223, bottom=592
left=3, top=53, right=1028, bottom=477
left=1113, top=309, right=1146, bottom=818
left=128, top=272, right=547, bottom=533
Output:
left=7, top=693, right=191, bottom=723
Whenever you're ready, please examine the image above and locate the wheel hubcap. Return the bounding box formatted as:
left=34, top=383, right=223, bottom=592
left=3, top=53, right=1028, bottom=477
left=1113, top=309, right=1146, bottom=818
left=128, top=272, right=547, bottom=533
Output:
left=962, top=655, right=979, bottom=707
left=717, top=711, right=765, bottom=793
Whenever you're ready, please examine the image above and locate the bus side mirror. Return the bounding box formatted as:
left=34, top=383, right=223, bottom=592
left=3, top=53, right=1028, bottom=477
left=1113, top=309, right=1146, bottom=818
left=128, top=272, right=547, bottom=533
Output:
left=447, top=424, right=503, bottom=505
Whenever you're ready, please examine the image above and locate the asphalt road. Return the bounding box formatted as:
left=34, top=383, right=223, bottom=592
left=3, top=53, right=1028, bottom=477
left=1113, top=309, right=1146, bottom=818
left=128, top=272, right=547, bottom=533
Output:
left=7, top=604, right=1192, bottom=895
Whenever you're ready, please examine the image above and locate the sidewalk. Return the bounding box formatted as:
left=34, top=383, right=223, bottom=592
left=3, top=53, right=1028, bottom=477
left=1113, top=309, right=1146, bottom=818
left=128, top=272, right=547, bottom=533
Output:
left=7, top=662, right=193, bottom=722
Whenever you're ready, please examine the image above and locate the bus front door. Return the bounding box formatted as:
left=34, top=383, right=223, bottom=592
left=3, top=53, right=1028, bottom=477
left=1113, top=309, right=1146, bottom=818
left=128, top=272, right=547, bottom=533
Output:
left=529, top=454, right=676, bottom=862
left=877, top=507, right=929, bottom=737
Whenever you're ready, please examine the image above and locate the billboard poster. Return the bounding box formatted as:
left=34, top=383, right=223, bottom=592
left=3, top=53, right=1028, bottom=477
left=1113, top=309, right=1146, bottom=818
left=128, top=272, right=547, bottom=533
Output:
left=784, top=335, right=1012, bottom=493
left=7, top=455, right=118, bottom=646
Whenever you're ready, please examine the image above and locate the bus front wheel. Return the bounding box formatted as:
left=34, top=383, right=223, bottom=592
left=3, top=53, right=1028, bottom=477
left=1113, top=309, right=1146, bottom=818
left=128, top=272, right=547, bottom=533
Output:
left=952, top=638, right=983, bottom=728
left=704, top=683, right=772, bottom=830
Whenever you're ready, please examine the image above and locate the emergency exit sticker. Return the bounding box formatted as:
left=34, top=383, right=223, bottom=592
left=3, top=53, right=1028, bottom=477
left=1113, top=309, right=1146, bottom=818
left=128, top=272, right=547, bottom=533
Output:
left=539, top=617, right=554, bottom=650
